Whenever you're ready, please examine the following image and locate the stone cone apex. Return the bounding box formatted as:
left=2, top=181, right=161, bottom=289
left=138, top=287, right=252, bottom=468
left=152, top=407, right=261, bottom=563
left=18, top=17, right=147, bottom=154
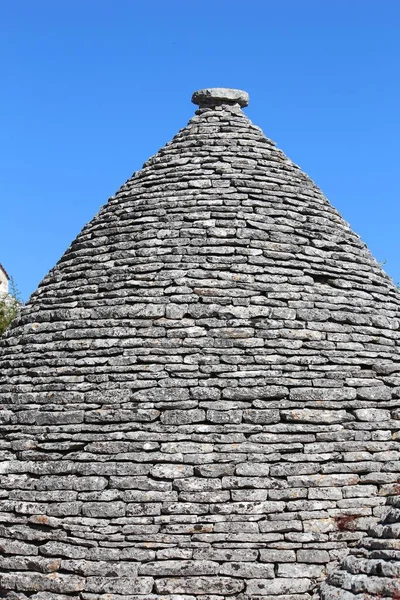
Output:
left=192, top=87, right=250, bottom=107
left=320, top=496, right=400, bottom=600
left=0, top=89, right=399, bottom=599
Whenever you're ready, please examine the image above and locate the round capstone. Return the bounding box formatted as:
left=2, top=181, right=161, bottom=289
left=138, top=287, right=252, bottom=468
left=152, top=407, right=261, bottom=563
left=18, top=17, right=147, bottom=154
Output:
left=191, top=87, right=249, bottom=107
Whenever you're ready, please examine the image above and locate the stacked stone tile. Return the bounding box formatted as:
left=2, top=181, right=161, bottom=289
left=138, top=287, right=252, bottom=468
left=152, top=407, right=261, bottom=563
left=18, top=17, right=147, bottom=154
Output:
left=320, top=495, right=400, bottom=600
left=0, top=87, right=399, bottom=599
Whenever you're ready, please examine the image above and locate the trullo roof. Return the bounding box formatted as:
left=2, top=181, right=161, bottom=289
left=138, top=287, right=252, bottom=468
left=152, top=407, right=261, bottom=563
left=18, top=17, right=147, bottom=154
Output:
left=0, top=88, right=399, bottom=600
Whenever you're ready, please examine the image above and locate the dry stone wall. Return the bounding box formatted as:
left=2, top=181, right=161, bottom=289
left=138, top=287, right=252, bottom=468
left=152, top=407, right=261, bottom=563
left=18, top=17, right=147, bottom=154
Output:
left=321, top=495, right=400, bottom=599
left=0, top=89, right=399, bottom=599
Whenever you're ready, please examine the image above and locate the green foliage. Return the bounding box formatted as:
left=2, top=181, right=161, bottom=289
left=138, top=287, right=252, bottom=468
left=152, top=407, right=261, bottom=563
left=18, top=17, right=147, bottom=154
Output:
left=0, top=277, right=22, bottom=335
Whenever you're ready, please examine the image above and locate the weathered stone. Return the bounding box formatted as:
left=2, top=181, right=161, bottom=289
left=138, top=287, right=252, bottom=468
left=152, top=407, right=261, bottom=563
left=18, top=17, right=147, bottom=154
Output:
left=193, top=548, right=258, bottom=562
left=278, top=562, right=326, bottom=578
left=288, top=474, right=359, bottom=488
left=192, top=87, right=249, bottom=107
left=243, top=409, right=280, bottom=424
left=290, top=388, right=357, bottom=401
left=220, top=562, right=274, bottom=578
left=155, top=576, right=245, bottom=595
left=174, top=477, right=221, bottom=492
left=82, top=502, right=126, bottom=518
left=60, top=559, right=137, bottom=577
left=223, top=386, right=288, bottom=400
left=40, top=542, right=87, bottom=559
left=207, top=409, right=242, bottom=423
left=0, top=539, right=38, bottom=556
left=246, top=578, right=312, bottom=595
left=151, top=464, right=194, bottom=479
left=259, top=518, right=303, bottom=532
left=195, top=463, right=235, bottom=477
left=281, top=409, right=351, bottom=424
left=161, top=409, right=206, bottom=424
left=236, top=463, right=270, bottom=476
left=259, top=549, right=296, bottom=562
left=124, top=490, right=178, bottom=502
left=297, top=549, right=330, bottom=564
left=139, top=560, right=218, bottom=576
left=356, top=387, right=392, bottom=401
left=0, top=572, right=85, bottom=593
left=354, top=408, right=391, bottom=422
left=84, top=576, right=154, bottom=594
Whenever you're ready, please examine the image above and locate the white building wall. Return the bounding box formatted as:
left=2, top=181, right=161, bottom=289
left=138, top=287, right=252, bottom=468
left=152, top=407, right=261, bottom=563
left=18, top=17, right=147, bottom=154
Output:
left=0, top=268, right=9, bottom=296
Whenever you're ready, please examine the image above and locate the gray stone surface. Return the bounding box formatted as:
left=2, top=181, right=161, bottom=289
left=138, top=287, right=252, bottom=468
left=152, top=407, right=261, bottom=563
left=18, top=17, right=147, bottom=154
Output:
left=320, top=495, right=400, bottom=600
left=192, top=87, right=249, bottom=107
left=0, top=88, right=399, bottom=599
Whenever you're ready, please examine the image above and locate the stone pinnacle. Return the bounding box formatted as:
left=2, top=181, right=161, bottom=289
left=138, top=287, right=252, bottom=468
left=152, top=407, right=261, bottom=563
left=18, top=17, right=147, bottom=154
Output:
left=191, top=87, right=249, bottom=108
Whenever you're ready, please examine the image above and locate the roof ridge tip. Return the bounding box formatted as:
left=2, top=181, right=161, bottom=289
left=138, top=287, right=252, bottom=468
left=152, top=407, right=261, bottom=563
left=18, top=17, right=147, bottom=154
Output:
left=191, top=87, right=249, bottom=108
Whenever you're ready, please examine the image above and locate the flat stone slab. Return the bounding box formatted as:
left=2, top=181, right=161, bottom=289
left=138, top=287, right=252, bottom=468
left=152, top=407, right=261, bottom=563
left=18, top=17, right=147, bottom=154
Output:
left=192, top=87, right=249, bottom=107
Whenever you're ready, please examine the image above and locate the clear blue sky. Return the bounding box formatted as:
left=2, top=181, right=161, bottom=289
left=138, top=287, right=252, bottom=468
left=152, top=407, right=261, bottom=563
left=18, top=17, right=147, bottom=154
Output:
left=1, top=1, right=399, bottom=301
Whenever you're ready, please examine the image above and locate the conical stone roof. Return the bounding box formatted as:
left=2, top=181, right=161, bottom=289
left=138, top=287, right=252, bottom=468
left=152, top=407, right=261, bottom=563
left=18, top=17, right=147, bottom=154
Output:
left=0, top=88, right=399, bottom=600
